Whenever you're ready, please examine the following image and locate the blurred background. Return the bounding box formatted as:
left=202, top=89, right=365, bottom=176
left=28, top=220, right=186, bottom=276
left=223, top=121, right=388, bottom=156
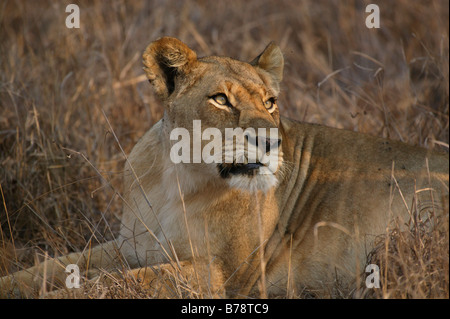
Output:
left=0, top=0, right=448, bottom=297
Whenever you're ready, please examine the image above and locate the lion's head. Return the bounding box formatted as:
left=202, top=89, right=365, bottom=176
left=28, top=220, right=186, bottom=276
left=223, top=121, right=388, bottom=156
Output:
left=142, top=37, right=285, bottom=193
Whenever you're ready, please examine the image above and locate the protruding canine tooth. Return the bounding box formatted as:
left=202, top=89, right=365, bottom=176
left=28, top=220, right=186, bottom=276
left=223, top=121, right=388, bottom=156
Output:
left=243, top=157, right=248, bottom=165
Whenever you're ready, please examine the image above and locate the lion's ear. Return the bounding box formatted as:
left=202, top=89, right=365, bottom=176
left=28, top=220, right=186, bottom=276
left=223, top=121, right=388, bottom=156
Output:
left=143, top=37, right=197, bottom=100
left=250, top=42, right=284, bottom=84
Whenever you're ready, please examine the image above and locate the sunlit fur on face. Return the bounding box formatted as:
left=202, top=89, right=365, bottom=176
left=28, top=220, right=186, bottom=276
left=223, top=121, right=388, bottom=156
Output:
left=166, top=122, right=283, bottom=194
left=151, top=39, right=285, bottom=194
left=216, top=127, right=283, bottom=193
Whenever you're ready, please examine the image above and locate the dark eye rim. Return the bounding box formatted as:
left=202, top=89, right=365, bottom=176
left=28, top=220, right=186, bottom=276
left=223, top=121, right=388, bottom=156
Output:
left=265, top=97, right=277, bottom=110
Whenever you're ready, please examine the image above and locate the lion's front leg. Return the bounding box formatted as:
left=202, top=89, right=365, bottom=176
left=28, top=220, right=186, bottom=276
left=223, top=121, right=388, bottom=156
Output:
left=43, top=259, right=226, bottom=299
left=0, top=241, right=119, bottom=298
left=123, top=260, right=226, bottom=298
left=0, top=251, right=86, bottom=298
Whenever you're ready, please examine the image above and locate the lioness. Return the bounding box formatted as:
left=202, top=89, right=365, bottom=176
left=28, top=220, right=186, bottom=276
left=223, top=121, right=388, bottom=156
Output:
left=1, top=37, right=448, bottom=298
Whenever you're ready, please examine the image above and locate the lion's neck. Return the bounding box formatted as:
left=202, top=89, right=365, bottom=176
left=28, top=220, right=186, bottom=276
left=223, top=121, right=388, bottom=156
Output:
left=159, top=163, right=220, bottom=202
left=156, top=123, right=226, bottom=202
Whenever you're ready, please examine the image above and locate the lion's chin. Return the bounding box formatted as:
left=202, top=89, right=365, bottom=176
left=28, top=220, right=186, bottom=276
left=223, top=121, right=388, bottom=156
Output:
left=223, top=165, right=278, bottom=193
left=227, top=173, right=278, bottom=193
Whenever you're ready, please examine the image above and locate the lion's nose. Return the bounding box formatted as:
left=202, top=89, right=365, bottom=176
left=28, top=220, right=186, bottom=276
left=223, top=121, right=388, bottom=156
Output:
left=261, top=136, right=281, bottom=153
left=245, top=135, right=281, bottom=153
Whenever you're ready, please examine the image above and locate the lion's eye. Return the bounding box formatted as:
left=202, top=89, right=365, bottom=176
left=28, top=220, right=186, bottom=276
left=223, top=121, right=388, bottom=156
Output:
left=213, top=94, right=228, bottom=105
left=209, top=94, right=231, bottom=110
left=264, top=98, right=277, bottom=113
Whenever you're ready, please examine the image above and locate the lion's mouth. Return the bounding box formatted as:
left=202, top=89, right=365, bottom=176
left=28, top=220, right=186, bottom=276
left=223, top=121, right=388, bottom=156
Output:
left=218, top=162, right=264, bottom=178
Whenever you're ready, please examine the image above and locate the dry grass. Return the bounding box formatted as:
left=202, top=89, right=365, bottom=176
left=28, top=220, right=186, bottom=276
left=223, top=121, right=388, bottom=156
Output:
left=0, top=0, right=448, bottom=298
left=363, top=195, right=449, bottom=299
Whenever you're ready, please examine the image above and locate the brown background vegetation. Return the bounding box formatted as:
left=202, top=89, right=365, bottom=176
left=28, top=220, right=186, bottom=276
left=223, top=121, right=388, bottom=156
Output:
left=0, top=0, right=448, bottom=298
